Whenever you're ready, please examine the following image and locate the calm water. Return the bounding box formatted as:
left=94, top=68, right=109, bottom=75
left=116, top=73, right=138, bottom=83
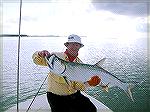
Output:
left=0, top=36, right=149, bottom=112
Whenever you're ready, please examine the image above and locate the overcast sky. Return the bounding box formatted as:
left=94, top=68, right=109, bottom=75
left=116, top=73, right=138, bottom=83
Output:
left=2, top=0, right=149, bottom=41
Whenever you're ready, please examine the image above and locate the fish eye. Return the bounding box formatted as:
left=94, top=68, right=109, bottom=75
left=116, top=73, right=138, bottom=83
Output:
left=55, top=58, right=58, bottom=61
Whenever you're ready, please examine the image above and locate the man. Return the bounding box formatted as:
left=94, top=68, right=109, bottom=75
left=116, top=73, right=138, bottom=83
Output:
left=32, top=34, right=101, bottom=112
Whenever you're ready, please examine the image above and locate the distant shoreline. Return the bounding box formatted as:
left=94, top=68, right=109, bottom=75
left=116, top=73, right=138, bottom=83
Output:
left=0, top=34, right=61, bottom=37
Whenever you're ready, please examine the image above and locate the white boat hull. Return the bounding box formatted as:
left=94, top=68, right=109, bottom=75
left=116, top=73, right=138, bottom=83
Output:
left=7, top=92, right=113, bottom=112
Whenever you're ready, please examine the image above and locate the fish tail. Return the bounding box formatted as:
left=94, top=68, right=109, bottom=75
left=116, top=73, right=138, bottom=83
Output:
left=122, top=83, right=134, bottom=102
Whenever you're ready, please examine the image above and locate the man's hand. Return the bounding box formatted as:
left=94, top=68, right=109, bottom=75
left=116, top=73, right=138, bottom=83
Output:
left=87, top=75, right=101, bottom=86
left=38, top=50, right=50, bottom=57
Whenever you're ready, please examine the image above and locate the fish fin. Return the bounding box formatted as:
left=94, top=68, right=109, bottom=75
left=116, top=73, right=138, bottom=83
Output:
left=95, top=58, right=106, bottom=67
left=100, top=82, right=109, bottom=92
left=123, top=83, right=135, bottom=102
left=102, top=86, right=109, bottom=92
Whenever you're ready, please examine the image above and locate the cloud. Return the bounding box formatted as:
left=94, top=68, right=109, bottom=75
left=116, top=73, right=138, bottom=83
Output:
left=136, top=23, right=148, bottom=32
left=2, top=0, right=149, bottom=35
left=91, top=1, right=149, bottom=17
left=22, top=16, right=38, bottom=22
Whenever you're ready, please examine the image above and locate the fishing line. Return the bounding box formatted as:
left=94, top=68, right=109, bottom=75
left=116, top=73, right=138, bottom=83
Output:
left=26, top=75, right=48, bottom=112
left=17, top=0, right=22, bottom=111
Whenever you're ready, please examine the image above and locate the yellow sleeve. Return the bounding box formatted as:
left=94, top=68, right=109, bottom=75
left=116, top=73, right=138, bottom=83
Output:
left=71, top=81, right=86, bottom=91
left=32, top=51, right=48, bottom=66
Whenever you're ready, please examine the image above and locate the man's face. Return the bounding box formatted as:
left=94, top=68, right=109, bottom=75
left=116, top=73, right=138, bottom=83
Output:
left=67, top=42, right=81, bottom=54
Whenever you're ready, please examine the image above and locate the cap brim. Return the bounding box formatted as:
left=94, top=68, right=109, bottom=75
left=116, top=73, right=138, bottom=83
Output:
left=64, top=42, right=84, bottom=48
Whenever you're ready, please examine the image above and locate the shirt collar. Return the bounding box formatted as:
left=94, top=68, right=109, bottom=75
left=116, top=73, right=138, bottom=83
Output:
left=64, top=49, right=78, bottom=62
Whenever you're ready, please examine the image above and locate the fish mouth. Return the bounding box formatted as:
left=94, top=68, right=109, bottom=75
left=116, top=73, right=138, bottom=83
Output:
left=46, top=54, right=66, bottom=74
left=45, top=54, right=56, bottom=69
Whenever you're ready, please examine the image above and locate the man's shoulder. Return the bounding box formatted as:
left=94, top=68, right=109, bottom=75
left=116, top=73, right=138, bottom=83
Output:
left=51, top=52, right=65, bottom=59
left=51, top=52, right=63, bottom=55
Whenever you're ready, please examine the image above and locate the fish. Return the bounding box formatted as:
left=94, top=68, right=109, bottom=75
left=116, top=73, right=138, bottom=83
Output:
left=45, top=54, right=135, bottom=101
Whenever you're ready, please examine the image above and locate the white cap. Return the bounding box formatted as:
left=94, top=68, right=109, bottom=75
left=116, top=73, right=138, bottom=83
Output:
left=64, top=34, right=84, bottom=47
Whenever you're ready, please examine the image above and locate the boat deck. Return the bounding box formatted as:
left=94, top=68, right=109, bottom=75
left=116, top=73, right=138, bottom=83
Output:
left=7, top=92, right=113, bottom=112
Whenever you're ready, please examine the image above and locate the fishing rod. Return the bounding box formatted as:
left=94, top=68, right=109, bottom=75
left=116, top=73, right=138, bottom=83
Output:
left=16, top=0, right=48, bottom=111
left=17, top=0, right=22, bottom=111
left=16, top=0, right=57, bottom=111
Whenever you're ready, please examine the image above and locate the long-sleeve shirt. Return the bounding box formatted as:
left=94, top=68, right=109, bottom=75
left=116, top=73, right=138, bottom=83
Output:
left=32, top=51, right=86, bottom=95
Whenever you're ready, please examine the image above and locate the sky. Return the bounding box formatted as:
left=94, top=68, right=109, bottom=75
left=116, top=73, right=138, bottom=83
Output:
left=1, top=0, right=150, bottom=41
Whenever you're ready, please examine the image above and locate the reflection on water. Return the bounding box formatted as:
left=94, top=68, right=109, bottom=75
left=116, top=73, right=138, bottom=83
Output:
left=1, top=37, right=149, bottom=111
